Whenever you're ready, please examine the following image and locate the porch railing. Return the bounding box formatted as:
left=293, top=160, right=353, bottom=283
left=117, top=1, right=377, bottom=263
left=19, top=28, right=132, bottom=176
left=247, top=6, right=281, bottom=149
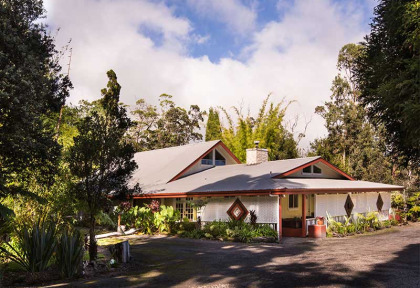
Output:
left=327, top=210, right=390, bottom=224
left=200, top=221, right=277, bottom=230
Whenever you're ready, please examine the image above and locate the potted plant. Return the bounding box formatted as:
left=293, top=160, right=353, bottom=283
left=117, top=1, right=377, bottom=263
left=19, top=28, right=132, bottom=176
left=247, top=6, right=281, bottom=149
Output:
left=316, top=216, right=324, bottom=225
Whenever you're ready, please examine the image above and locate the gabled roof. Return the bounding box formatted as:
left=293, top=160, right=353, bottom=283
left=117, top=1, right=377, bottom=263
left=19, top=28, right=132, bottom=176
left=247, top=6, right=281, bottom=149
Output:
left=128, top=140, right=239, bottom=191
left=128, top=141, right=404, bottom=197
left=273, top=157, right=355, bottom=180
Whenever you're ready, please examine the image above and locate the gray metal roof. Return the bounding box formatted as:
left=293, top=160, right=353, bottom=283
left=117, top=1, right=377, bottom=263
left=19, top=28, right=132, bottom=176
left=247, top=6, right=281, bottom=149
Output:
left=128, top=140, right=220, bottom=190
left=136, top=156, right=403, bottom=194
left=128, top=141, right=403, bottom=195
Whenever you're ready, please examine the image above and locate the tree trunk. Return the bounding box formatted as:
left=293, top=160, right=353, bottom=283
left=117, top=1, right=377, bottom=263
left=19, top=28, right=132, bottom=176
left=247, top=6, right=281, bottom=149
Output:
left=89, top=214, right=97, bottom=262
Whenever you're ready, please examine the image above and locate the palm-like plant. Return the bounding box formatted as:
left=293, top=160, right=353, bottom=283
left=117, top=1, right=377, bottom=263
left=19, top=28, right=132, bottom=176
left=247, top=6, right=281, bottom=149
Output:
left=0, top=220, right=57, bottom=272
left=56, top=229, right=84, bottom=278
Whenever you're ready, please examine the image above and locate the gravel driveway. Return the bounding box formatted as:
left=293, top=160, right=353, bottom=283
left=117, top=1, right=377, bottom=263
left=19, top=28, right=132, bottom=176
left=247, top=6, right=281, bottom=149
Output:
left=54, top=223, right=420, bottom=288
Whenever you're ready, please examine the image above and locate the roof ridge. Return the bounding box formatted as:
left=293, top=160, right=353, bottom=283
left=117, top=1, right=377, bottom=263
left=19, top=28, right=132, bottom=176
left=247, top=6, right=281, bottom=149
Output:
left=134, top=140, right=220, bottom=155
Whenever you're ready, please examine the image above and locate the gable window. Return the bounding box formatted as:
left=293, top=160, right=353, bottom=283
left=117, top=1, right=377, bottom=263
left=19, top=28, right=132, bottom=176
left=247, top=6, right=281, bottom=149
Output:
left=201, top=152, right=213, bottom=165
left=303, top=166, right=312, bottom=173
left=302, top=165, right=322, bottom=174
left=289, top=195, right=299, bottom=209
left=215, top=150, right=226, bottom=166
left=313, top=165, right=322, bottom=174
left=175, top=197, right=195, bottom=221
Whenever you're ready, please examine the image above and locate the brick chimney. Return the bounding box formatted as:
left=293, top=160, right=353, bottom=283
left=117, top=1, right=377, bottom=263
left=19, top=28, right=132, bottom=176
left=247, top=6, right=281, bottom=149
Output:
left=246, top=141, right=268, bottom=165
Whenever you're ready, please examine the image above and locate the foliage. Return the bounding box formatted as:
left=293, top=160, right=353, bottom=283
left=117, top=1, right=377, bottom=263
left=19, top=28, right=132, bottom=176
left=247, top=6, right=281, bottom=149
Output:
left=326, top=211, right=388, bottom=237
left=310, top=43, right=393, bottom=183
left=0, top=0, right=72, bottom=219
left=96, top=211, right=117, bottom=230
left=0, top=220, right=57, bottom=272
left=175, top=218, right=197, bottom=233
left=391, top=192, right=406, bottom=210
left=153, top=205, right=180, bottom=233
left=124, top=204, right=180, bottom=234
left=217, top=95, right=298, bottom=162
left=148, top=200, right=160, bottom=213
left=407, top=192, right=420, bottom=220
left=68, top=70, right=138, bottom=261
left=249, top=210, right=257, bottom=226
left=126, top=206, right=154, bottom=234
left=355, top=0, right=420, bottom=165
left=179, top=220, right=278, bottom=243
left=205, top=107, right=223, bottom=141
left=56, top=229, right=84, bottom=278
left=129, top=94, right=204, bottom=151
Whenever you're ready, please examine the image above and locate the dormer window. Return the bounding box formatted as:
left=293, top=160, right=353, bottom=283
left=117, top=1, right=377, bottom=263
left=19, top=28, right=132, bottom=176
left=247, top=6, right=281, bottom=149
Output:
left=201, top=152, right=213, bottom=165
left=215, top=150, right=226, bottom=166
left=201, top=149, right=226, bottom=166
left=302, top=165, right=322, bottom=174
left=303, top=166, right=312, bottom=173
left=313, top=165, right=322, bottom=174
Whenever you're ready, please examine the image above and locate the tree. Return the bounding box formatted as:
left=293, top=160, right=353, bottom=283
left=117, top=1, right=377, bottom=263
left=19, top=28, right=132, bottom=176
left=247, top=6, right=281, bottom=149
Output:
left=68, top=70, right=137, bottom=261
left=205, top=107, right=222, bottom=141
left=0, top=0, right=71, bottom=217
left=219, top=96, right=298, bottom=162
left=355, top=0, right=420, bottom=165
left=129, top=94, right=204, bottom=151
left=310, top=44, right=393, bottom=182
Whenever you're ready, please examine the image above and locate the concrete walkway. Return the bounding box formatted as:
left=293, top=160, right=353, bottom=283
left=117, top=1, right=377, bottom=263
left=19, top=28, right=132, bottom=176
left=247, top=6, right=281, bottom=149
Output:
left=47, top=223, right=420, bottom=288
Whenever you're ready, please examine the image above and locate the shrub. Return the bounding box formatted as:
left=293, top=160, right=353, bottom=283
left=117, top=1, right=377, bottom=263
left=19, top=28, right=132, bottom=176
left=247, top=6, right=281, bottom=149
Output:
left=148, top=200, right=160, bottom=213
left=129, top=206, right=154, bottom=234
left=391, top=192, right=405, bottom=210
left=182, top=229, right=205, bottom=239
left=249, top=210, right=257, bottom=226
left=236, top=225, right=254, bottom=243
left=254, top=224, right=278, bottom=238
left=96, top=211, right=117, bottom=230
left=365, top=211, right=380, bottom=230
left=176, top=218, right=196, bottom=233
left=56, top=229, right=84, bottom=278
left=153, top=205, right=180, bottom=233
left=0, top=220, right=57, bottom=272
left=203, top=221, right=229, bottom=238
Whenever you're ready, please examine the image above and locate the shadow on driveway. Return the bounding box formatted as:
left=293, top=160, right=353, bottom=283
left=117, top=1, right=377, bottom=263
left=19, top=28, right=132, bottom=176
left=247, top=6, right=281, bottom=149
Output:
left=52, top=224, right=420, bottom=288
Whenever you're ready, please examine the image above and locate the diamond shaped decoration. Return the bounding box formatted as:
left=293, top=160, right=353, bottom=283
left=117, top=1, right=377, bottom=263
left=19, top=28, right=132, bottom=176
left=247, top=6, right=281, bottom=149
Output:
left=227, top=198, right=249, bottom=221
left=377, top=194, right=384, bottom=211
left=344, top=194, right=354, bottom=217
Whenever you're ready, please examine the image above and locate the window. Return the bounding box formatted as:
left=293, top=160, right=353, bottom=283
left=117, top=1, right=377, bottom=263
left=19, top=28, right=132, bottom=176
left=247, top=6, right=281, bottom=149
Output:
left=185, top=197, right=194, bottom=220
left=302, top=166, right=312, bottom=173
left=215, top=150, right=226, bottom=166
left=176, top=198, right=184, bottom=217
left=302, top=165, right=322, bottom=174
left=289, top=195, right=299, bottom=209
left=313, top=165, right=322, bottom=174
left=175, top=197, right=194, bottom=221
left=201, top=152, right=213, bottom=165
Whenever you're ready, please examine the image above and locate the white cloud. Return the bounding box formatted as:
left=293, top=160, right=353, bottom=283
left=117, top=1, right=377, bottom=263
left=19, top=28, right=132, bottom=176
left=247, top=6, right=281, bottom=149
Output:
left=186, top=0, right=257, bottom=36
left=44, top=0, right=372, bottom=151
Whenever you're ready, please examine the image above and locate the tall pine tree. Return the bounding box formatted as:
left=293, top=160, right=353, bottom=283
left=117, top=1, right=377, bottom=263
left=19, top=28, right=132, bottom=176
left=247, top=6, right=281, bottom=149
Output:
left=355, top=0, right=420, bottom=165
left=69, top=70, right=137, bottom=261
left=205, top=107, right=222, bottom=141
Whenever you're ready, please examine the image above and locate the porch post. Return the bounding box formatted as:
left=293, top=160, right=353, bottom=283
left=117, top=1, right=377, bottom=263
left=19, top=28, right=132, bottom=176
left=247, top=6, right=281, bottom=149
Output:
left=301, top=194, right=307, bottom=237
left=278, top=195, right=282, bottom=242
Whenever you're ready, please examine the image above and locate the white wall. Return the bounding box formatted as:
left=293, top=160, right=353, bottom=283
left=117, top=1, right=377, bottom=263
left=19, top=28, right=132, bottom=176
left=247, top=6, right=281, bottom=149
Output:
left=201, top=196, right=278, bottom=223
left=315, top=192, right=391, bottom=218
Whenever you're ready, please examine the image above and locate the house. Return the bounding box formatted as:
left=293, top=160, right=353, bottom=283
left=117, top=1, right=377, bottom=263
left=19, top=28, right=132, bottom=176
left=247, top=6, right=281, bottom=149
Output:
left=128, top=140, right=403, bottom=238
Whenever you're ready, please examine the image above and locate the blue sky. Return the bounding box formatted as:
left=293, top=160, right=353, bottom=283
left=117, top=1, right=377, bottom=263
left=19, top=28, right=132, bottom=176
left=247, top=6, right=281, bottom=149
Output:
left=45, top=0, right=377, bottom=150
